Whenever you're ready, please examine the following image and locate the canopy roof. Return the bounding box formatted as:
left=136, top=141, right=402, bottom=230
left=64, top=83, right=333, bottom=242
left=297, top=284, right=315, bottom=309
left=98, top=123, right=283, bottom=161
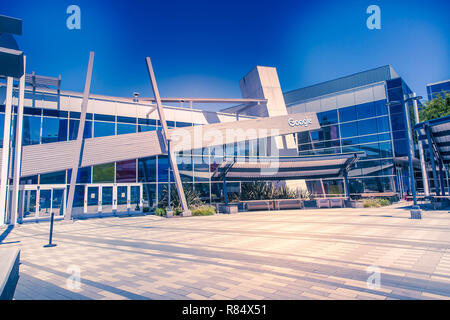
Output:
left=415, top=114, right=450, bottom=164
left=211, top=153, right=362, bottom=181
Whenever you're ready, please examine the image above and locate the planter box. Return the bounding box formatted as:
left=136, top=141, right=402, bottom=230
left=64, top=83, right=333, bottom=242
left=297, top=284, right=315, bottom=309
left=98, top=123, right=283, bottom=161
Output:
left=345, top=200, right=364, bottom=208
left=219, top=204, right=238, bottom=214
left=303, top=200, right=317, bottom=208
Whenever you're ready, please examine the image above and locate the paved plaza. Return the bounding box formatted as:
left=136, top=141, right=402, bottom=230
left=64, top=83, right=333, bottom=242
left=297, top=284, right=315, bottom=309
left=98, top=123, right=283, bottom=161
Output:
left=1, top=204, right=450, bottom=300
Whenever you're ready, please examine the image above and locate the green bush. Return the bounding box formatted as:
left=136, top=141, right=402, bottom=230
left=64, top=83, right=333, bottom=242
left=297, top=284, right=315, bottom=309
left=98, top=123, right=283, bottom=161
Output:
left=191, top=205, right=216, bottom=216
left=143, top=207, right=150, bottom=213
left=363, top=198, right=391, bottom=208
left=154, top=207, right=166, bottom=216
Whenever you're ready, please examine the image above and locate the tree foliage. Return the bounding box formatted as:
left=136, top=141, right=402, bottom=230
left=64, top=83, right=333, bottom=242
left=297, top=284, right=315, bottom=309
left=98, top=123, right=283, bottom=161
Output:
left=419, top=92, right=450, bottom=122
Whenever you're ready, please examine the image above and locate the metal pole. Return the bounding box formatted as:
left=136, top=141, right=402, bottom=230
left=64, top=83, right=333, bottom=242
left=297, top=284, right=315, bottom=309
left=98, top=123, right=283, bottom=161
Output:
left=344, top=171, right=351, bottom=201
left=146, top=58, right=191, bottom=216
left=412, top=93, right=429, bottom=196
left=66, top=52, right=95, bottom=221
left=223, top=178, right=229, bottom=206
left=167, top=167, right=172, bottom=215
left=43, top=212, right=57, bottom=248
left=404, top=100, right=417, bottom=206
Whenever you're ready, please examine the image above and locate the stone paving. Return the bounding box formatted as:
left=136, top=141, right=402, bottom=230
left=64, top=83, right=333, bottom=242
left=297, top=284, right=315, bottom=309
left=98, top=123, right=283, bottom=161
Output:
left=1, top=203, right=450, bottom=300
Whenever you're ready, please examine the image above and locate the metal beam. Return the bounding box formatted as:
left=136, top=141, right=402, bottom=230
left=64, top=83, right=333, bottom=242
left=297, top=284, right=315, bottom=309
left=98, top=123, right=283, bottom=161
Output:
left=10, top=55, right=26, bottom=224
left=65, top=52, right=95, bottom=221
left=0, top=77, right=13, bottom=225
left=426, top=125, right=440, bottom=196
left=145, top=57, right=191, bottom=216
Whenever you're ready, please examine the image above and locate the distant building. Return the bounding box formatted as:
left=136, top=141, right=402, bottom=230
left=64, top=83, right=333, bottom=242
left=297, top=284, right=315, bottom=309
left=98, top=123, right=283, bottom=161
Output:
left=427, top=79, right=450, bottom=100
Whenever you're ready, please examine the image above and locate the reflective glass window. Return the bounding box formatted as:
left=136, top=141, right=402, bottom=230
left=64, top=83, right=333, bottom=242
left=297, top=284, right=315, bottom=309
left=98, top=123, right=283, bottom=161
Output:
left=116, top=160, right=136, bottom=183
left=138, top=157, right=157, bottom=182
left=375, top=99, right=388, bottom=116
left=318, top=110, right=338, bottom=125
left=340, top=122, right=358, bottom=138
left=379, top=142, right=393, bottom=158
left=390, top=113, right=406, bottom=131
left=93, top=163, right=115, bottom=183
left=393, top=139, right=408, bottom=157
left=22, top=115, right=41, bottom=145
left=138, top=125, right=156, bottom=132
left=377, top=116, right=390, bottom=133
left=39, top=170, right=66, bottom=184
left=358, top=118, right=378, bottom=136
left=94, top=121, right=115, bottom=137
left=193, top=155, right=210, bottom=182
left=158, top=156, right=174, bottom=182
left=41, top=117, right=68, bottom=143
left=338, top=105, right=356, bottom=122
left=67, top=167, right=91, bottom=184
left=117, top=123, right=136, bottom=135
left=142, top=184, right=156, bottom=208
left=356, top=102, right=376, bottom=120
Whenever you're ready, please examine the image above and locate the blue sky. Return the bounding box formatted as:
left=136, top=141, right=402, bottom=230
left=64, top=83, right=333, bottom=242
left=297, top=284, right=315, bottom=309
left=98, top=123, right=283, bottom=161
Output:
left=1, top=0, right=449, bottom=110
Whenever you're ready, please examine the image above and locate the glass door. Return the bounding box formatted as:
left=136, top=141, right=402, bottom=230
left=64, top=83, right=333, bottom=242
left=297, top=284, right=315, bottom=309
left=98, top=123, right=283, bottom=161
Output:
left=130, top=185, right=141, bottom=213
left=22, top=189, right=37, bottom=219
left=116, top=185, right=128, bottom=213
left=20, top=185, right=67, bottom=221
left=86, top=186, right=99, bottom=214
left=101, top=186, right=113, bottom=214
left=39, top=189, right=52, bottom=217
left=51, top=188, right=65, bottom=217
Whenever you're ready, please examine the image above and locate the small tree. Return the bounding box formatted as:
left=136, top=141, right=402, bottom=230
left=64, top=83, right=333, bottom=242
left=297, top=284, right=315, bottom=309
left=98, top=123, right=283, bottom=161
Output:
left=419, top=92, right=450, bottom=122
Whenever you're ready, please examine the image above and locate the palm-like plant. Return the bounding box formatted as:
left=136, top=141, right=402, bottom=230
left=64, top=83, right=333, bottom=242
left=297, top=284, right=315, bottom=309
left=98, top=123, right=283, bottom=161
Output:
left=158, top=184, right=203, bottom=210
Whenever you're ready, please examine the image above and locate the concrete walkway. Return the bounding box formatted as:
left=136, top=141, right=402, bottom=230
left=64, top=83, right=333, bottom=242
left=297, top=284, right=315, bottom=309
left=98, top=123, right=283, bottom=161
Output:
left=1, top=205, right=450, bottom=300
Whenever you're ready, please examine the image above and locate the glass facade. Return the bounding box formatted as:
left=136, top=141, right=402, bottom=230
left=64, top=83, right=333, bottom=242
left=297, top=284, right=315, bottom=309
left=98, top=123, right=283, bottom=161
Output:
left=0, top=74, right=421, bottom=216
left=287, top=80, right=415, bottom=195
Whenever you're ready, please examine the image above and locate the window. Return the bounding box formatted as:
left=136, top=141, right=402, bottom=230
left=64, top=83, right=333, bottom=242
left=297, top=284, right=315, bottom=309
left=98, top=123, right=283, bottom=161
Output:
left=117, top=123, right=136, bottom=135
left=358, top=118, right=378, bottom=136
left=340, top=122, right=358, bottom=138
left=390, top=113, right=406, bottom=132
left=142, top=184, right=156, bottom=208
left=339, top=105, right=357, bottom=122
left=393, top=139, right=408, bottom=157
left=356, top=102, right=376, bottom=120
left=67, top=167, right=91, bottom=184
left=193, top=155, right=210, bottom=182
left=157, top=156, right=174, bottom=182
left=69, top=119, right=93, bottom=139
left=94, top=121, right=115, bottom=137
left=40, top=171, right=66, bottom=184
left=116, top=160, right=136, bottom=182
left=93, top=163, right=114, bottom=183
left=375, top=100, right=388, bottom=116
left=22, top=115, right=41, bottom=145
left=377, top=116, right=390, bottom=133
left=41, top=117, right=68, bottom=143
left=318, top=110, right=338, bottom=125
left=138, top=157, right=157, bottom=182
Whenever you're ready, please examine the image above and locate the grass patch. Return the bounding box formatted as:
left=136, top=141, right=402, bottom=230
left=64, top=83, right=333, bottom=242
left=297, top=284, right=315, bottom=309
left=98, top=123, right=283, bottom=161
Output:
left=363, top=198, right=391, bottom=208
left=191, top=205, right=216, bottom=216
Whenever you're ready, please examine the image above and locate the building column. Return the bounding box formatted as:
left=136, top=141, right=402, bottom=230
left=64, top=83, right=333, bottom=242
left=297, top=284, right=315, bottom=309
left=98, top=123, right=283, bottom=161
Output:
left=0, top=77, right=14, bottom=225
left=10, top=56, right=26, bottom=224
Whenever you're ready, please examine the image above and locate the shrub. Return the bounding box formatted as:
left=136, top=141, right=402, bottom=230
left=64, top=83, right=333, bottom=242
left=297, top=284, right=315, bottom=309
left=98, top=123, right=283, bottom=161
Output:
left=143, top=207, right=150, bottom=213
left=191, top=205, right=216, bottom=216
left=158, top=184, right=203, bottom=209
left=363, top=198, right=391, bottom=208
left=154, top=207, right=166, bottom=216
